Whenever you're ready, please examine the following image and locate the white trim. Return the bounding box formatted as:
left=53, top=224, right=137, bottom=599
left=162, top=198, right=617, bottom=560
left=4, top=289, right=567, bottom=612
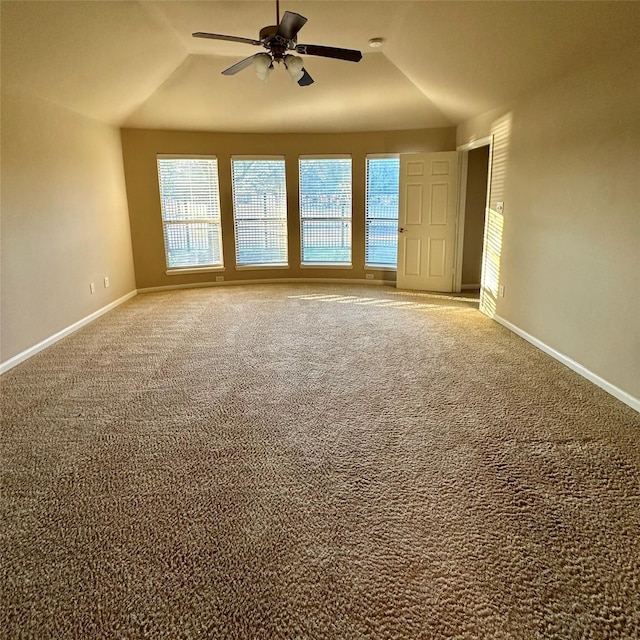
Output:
left=157, top=156, right=224, bottom=276
left=157, top=153, right=217, bottom=160
left=365, top=155, right=400, bottom=273
left=231, top=154, right=285, bottom=161
left=365, top=153, right=400, bottom=160
left=455, top=136, right=494, bottom=294
left=0, top=290, right=138, bottom=375
left=365, top=265, right=398, bottom=271
left=457, top=136, right=493, bottom=152
left=166, top=266, right=225, bottom=275
left=137, top=278, right=395, bottom=294
left=300, top=263, right=352, bottom=269
left=462, top=284, right=481, bottom=290
left=235, top=264, right=290, bottom=270
left=494, top=314, right=639, bottom=413
left=299, top=154, right=351, bottom=160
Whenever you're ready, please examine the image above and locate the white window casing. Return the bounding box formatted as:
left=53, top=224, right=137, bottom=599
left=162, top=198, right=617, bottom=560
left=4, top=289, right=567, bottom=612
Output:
left=231, top=157, right=288, bottom=268
left=157, top=156, right=224, bottom=271
left=365, top=155, right=400, bottom=268
left=299, top=156, right=352, bottom=266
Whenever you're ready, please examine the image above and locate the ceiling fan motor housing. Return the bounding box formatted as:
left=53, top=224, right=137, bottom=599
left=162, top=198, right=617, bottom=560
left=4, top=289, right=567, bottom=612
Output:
left=259, top=25, right=295, bottom=60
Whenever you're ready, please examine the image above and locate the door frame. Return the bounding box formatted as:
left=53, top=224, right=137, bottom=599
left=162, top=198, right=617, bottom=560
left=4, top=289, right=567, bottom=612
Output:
left=454, top=135, right=493, bottom=293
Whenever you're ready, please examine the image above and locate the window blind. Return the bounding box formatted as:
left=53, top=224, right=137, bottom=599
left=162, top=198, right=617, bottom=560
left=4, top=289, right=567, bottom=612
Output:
left=231, top=158, right=288, bottom=266
left=157, top=157, right=224, bottom=269
left=365, top=156, right=400, bottom=268
left=299, top=157, right=352, bottom=265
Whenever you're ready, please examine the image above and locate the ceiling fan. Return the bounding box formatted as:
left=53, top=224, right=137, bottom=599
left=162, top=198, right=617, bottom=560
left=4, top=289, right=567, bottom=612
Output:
left=192, top=0, right=363, bottom=86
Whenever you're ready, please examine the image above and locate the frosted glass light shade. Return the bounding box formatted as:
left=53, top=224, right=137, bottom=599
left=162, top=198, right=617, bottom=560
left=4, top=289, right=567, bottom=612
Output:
left=284, top=55, right=304, bottom=82
left=253, top=53, right=273, bottom=81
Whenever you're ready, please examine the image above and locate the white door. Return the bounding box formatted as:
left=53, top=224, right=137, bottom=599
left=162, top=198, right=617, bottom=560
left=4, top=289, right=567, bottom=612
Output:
left=396, top=152, right=461, bottom=292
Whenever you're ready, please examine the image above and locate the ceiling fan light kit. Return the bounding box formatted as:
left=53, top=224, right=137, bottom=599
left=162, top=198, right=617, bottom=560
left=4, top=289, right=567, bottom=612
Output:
left=193, top=0, right=362, bottom=86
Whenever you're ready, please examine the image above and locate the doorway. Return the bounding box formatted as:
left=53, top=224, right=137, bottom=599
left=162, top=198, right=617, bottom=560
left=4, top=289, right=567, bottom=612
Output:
left=455, top=137, right=492, bottom=293
left=395, top=143, right=492, bottom=295
left=461, top=146, right=490, bottom=290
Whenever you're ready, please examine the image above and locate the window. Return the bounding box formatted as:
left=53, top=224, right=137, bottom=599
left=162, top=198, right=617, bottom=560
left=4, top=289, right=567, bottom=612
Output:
left=366, top=155, right=400, bottom=268
left=232, top=157, right=288, bottom=267
left=299, top=156, right=352, bottom=265
left=157, top=156, right=223, bottom=270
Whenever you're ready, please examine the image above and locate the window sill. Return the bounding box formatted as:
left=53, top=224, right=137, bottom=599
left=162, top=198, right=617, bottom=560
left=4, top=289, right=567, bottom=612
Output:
left=365, top=265, right=398, bottom=271
left=236, top=264, right=289, bottom=270
left=166, top=266, right=225, bottom=276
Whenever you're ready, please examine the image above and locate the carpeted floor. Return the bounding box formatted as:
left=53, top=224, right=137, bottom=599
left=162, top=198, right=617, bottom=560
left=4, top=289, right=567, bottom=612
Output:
left=1, top=284, right=639, bottom=639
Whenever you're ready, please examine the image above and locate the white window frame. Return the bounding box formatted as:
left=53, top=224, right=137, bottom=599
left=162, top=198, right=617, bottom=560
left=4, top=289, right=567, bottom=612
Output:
left=231, top=156, right=289, bottom=269
left=156, top=154, right=224, bottom=274
left=365, top=154, right=400, bottom=269
left=299, top=155, right=352, bottom=267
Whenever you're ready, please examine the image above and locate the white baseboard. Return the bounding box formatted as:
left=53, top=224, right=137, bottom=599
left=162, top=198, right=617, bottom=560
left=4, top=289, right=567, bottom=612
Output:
left=137, top=277, right=396, bottom=294
left=462, top=284, right=481, bottom=290
left=0, top=290, right=138, bottom=375
left=493, top=314, right=639, bottom=413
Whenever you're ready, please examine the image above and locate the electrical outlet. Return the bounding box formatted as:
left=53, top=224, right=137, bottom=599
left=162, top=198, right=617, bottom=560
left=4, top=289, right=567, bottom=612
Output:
left=496, top=201, right=504, bottom=214
left=104, top=277, right=110, bottom=288
left=499, top=285, right=505, bottom=298
left=365, top=273, right=374, bottom=280
left=90, top=282, right=96, bottom=294
left=215, top=276, right=224, bottom=282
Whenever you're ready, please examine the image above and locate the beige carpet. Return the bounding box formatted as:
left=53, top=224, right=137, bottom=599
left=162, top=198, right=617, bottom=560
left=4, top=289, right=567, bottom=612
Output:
left=1, top=284, right=639, bottom=639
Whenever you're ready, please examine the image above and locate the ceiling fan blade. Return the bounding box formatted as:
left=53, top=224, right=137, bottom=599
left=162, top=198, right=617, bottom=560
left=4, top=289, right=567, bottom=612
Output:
left=193, top=32, right=262, bottom=46
left=277, top=11, right=307, bottom=40
left=296, top=44, right=362, bottom=62
left=222, top=54, right=261, bottom=76
left=297, top=68, right=314, bottom=87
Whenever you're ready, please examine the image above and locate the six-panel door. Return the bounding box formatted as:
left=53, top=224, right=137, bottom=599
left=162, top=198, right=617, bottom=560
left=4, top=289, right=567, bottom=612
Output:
left=396, top=152, right=460, bottom=292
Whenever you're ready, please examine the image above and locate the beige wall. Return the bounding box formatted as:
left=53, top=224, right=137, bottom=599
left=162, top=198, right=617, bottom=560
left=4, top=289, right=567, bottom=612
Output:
left=457, top=44, right=640, bottom=400
left=120, top=127, right=455, bottom=290
left=1, top=94, right=136, bottom=363
left=462, top=146, right=489, bottom=286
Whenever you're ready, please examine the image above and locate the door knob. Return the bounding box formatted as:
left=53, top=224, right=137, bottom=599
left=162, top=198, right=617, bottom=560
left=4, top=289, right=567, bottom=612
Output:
left=399, top=227, right=406, bottom=233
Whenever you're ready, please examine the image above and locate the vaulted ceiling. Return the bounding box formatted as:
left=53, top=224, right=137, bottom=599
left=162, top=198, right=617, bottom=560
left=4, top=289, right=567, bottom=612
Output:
left=2, top=1, right=639, bottom=133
